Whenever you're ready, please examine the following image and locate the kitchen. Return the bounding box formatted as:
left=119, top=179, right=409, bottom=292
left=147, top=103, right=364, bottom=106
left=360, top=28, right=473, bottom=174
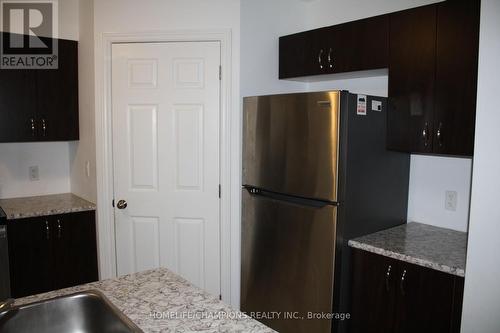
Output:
left=0, top=0, right=499, bottom=332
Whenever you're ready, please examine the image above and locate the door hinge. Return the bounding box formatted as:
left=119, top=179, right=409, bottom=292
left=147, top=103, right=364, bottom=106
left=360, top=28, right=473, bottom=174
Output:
left=112, top=199, right=115, bottom=208
left=219, top=65, right=222, bottom=80
left=218, top=184, right=221, bottom=198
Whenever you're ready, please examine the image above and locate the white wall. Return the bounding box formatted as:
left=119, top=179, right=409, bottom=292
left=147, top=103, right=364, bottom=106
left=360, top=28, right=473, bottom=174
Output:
left=0, top=143, right=71, bottom=198
left=461, top=0, right=500, bottom=331
left=92, top=0, right=241, bottom=306
left=241, top=0, right=472, bottom=233
left=58, top=0, right=79, bottom=40
left=407, top=155, right=472, bottom=232
left=69, top=0, right=96, bottom=203
left=0, top=0, right=80, bottom=200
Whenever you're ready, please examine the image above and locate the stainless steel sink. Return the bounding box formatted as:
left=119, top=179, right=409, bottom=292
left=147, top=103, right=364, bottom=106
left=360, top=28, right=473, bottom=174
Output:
left=0, top=290, right=143, bottom=333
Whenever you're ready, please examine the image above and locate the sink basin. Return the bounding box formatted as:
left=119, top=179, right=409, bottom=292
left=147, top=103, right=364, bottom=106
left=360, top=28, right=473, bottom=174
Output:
left=0, top=290, right=143, bottom=333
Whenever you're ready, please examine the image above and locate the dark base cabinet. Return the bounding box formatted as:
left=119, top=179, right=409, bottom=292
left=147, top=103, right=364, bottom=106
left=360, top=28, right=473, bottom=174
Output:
left=351, top=249, right=464, bottom=333
left=7, top=211, right=98, bottom=298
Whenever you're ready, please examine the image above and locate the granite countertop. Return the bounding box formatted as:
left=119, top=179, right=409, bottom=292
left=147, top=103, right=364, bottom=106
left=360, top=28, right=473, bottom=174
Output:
left=348, top=222, right=467, bottom=277
left=0, top=193, right=96, bottom=220
left=14, top=268, right=274, bottom=333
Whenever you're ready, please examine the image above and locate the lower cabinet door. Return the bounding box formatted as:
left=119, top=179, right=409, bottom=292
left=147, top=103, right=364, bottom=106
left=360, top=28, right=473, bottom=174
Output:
left=351, top=249, right=396, bottom=333
left=351, top=249, right=464, bottom=333
left=7, top=217, right=52, bottom=298
left=394, top=263, right=460, bottom=333
left=53, top=211, right=98, bottom=289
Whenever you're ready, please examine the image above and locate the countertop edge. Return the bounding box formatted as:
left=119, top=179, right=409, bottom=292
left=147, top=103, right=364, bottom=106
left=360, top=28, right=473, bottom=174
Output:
left=348, top=239, right=465, bottom=277
left=5, top=206, right=96, bottom=220
left=0, top=193, right=96, bottom=220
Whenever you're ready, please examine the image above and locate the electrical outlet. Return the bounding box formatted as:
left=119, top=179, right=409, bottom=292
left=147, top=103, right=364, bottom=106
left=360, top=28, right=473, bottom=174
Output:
left=29, top=166, right=39, bottom=181
left=445, top=191, right=458, bottom=211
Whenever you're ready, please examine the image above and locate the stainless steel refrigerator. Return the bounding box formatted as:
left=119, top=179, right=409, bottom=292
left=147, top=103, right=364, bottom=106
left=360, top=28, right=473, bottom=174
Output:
left=241, top=91, right=410, bottom=333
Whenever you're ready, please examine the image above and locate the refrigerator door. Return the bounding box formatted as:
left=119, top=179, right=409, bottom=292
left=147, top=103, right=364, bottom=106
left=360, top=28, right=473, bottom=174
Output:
left=241, top=189, right=337, bottom=333
left=243, top=91, right=341, bottom=202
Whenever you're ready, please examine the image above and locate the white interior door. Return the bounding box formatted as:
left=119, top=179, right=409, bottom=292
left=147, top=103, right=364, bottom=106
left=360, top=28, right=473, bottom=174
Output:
left=111, top=42, right=221, bottom=296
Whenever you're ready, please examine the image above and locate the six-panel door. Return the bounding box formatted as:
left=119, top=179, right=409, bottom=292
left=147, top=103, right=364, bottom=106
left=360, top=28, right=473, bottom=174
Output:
left=111, top=42, right=221, bottom=297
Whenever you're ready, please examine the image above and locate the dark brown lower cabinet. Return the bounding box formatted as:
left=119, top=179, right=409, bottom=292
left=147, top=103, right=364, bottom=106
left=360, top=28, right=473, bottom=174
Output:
left=351, top=248, right=464, bottom=333
left=7, top=211, right=98, bottom=298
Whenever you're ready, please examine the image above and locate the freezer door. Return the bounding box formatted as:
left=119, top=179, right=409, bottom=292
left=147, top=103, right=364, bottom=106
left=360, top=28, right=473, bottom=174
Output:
left=243, top=91, right=341, bottom=202
left=241, top=189, right=337, bottom=333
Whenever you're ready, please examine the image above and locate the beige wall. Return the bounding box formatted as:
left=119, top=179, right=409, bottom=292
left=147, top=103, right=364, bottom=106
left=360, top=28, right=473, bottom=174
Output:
left=69, top=0, right=96, bottom=203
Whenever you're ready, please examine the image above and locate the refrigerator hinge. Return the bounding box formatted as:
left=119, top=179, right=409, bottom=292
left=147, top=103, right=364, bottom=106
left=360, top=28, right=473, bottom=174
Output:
left=219, top=294, right=222, bottom=300
left=219, top=65, right=222, bottom=80
left=218, top=184, right=221, bottom=198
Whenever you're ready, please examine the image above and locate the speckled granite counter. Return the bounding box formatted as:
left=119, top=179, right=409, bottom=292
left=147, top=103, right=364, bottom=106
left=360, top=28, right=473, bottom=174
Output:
left=14, top=268, right=274, bottom=333
left=348, top=222, right=467, bottom=277
left=0, top=193, right=95, bottom=220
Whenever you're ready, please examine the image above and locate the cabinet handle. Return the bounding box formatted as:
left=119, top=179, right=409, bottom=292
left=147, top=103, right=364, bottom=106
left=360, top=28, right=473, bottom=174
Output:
left=45, top=220, right=50, bottom=240
left=385, top=265, right=392, bottom=292
left=422, top=122, right=429, bottom=147
left=400, top=269, right=407, bottom=296
left=327, top=47, right=333, bottom=69
left=437, top=122, right=443, bottom=147
left=57, top=219, right=62, bottom=239
left=318, top=49, right=324, bottom=69
left=30, top=118, right=36, bottom=137
left=41, top=118, right=47, bottom=137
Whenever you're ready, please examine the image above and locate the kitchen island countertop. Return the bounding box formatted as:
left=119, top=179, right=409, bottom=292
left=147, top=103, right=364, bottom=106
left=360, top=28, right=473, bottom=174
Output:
left=349, top=222, right=467, bottom=277
left=14, top=268, right=274, bottom=333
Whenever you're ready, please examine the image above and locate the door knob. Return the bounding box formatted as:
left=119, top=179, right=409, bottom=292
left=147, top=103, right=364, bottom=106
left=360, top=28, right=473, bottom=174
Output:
left=116, top=200, right=128, bottom=210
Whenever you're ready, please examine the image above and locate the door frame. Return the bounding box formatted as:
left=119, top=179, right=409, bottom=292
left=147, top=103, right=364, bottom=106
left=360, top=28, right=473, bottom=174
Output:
left=94, top=30, right=233, bottom=302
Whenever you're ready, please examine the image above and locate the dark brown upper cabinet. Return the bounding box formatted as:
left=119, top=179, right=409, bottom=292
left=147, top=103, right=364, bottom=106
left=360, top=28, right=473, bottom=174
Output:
left=279, top=15, right=389, bottom=79
left=0, top=33, right=79, bottom=143
left=279, top=0, right=480, bottom=157
left=387, top=0, right=480, bottom=156
left=387, top=5, right=437, bottom=154
left=433, top=0, right=480, bottom=156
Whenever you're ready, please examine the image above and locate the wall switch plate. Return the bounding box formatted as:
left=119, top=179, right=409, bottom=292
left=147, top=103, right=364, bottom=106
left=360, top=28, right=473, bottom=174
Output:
left=445, top=190, right=458, bottom=211
left=29, top=166, right=39, bottom=181
left=85, top=161, right=90, bottom=178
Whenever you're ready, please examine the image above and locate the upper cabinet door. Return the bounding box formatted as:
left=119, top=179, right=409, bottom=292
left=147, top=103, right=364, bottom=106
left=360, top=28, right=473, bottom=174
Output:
left=433, top=0, right=480, bottom=156
left=279, top=32, right=310, bottom=79
left=36, top=38, right=79, bottom=141
left=0, top=68, right=37, bottom=142
left=279, top=15, right=389, bottom=79
left=331, top=15, right=389, bottom=74
left=387, top=5, right=437, bottom=153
